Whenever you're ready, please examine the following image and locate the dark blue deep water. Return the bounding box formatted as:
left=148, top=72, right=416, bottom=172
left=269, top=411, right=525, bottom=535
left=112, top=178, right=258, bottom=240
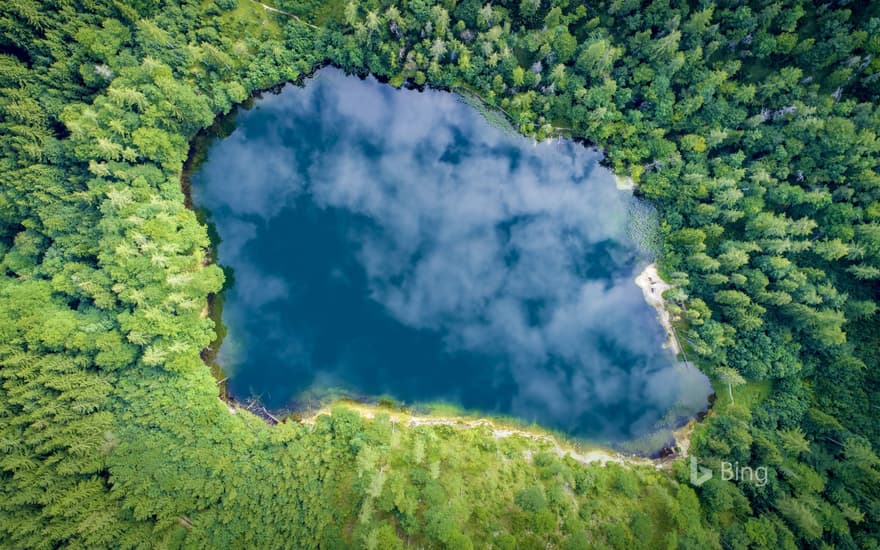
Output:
left=191, top=68, right=711, bottom=447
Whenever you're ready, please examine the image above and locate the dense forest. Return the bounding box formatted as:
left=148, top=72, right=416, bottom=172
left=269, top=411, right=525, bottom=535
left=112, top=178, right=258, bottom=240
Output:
left=1, top=0, right=878, bottom=548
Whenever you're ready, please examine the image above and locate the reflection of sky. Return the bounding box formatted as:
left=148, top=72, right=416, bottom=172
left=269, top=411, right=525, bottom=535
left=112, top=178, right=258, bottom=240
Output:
left=192, top=68, right=710, bottom=443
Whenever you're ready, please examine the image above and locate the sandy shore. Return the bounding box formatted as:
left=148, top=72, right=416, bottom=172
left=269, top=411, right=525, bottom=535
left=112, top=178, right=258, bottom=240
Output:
left=635, top=263, right=680, bottom=355
left=671, top=419, right=697, bottom=458
left=614, top=174, right=636, bottom=190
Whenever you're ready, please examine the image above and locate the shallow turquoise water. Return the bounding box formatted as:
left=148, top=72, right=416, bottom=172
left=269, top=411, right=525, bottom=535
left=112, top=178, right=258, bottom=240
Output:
left=191, top=68, right=711, bottom=446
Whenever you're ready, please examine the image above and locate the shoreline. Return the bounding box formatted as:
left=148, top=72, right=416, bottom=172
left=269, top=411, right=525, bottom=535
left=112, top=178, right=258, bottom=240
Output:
left=614, top=174, right=636, bottom=190
left=635, top=263, right=681, bottom=355
left=299, top=402, right=660, bottom=469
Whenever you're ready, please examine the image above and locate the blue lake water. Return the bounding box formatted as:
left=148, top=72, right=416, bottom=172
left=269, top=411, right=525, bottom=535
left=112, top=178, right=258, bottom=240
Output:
left=191, top=68, right=711, bottom=448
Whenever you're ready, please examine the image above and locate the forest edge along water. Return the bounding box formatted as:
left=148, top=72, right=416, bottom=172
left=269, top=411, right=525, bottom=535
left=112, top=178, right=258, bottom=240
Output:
left=181, top=67, right=714, bottom=458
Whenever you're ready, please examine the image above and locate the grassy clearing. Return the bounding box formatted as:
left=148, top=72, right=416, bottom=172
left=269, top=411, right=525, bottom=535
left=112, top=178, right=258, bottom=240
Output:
left=711, top=378, right=772, bottom=411
left=220, top=0, right=284, bottom=39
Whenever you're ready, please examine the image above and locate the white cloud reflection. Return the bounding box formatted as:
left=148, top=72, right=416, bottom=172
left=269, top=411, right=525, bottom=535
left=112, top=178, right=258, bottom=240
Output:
left=193, top=68, right=710, bottom=442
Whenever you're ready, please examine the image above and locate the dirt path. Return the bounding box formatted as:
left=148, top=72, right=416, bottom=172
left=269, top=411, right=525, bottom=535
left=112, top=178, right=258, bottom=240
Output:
left=248, top=0, right=320, bottom=30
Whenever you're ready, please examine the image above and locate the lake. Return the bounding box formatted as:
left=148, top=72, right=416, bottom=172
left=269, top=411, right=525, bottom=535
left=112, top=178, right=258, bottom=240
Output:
left=190, top=68, right=711, bottom=449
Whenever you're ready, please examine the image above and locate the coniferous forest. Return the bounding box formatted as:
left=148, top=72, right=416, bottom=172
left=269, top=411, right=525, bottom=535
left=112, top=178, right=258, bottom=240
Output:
left=1, top=0, right=879, bottom=548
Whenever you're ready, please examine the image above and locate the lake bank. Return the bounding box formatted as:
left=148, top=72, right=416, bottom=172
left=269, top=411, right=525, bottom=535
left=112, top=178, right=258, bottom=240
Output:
left=295, top=400, right=701, bottom=468
left=634, top=263, right=681, bottom=355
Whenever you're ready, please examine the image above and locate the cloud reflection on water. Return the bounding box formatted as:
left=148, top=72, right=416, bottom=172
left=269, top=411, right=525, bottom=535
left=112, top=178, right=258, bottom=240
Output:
left=192, top=68, right=710, bottom=443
